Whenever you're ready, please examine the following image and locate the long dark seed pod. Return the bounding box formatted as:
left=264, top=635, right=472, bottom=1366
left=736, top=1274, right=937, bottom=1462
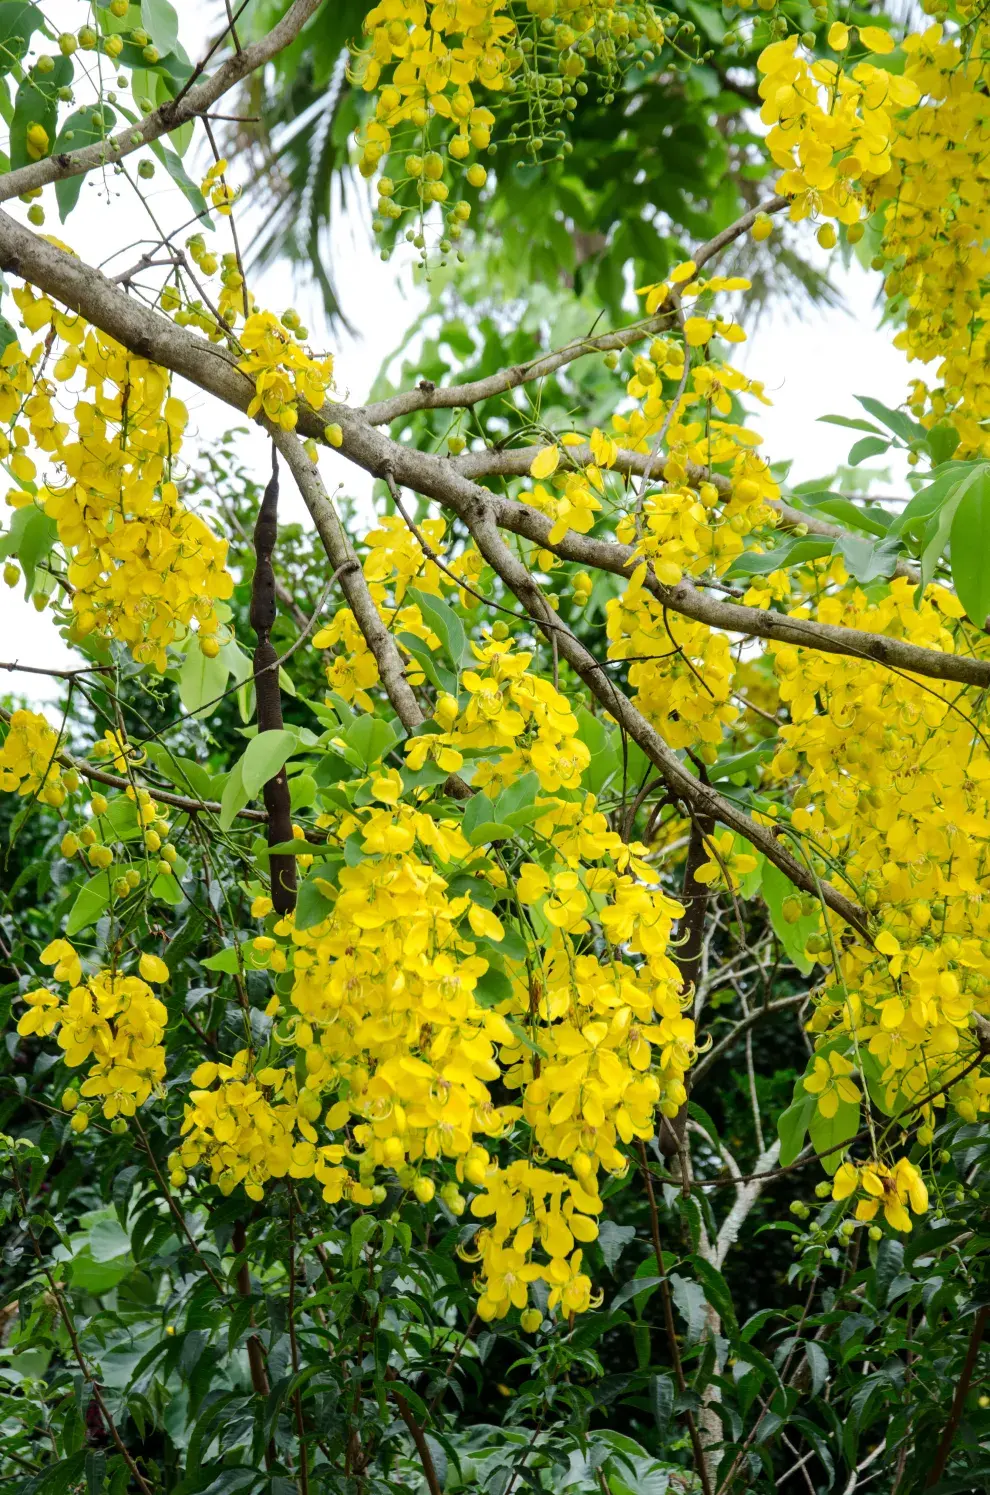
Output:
left=251, top=447, right=296, bottom=914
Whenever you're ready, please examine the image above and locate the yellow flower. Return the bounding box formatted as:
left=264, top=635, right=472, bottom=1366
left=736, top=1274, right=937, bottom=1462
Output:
left=803, top=1051, right=861, bottom=1119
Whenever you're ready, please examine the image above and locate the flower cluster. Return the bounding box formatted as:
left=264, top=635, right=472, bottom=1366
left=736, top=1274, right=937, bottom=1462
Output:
left=832, top=1156, right=930, bottom=1233
left=237, top=312, right=336, bottom=432
left=17, top=944, right=169, bottom=1120
left=6, top=286, right=233, bottom=669
left=0, top=709, right=65, bottom=806
left=406, top=633, right=592, bottom=794
left=351, top=0, right=665, bottom=254
left=172, top=628, right=694, bottom=1317
left=769, top=569, right=990, bottom=1188
left=757, top=31, right=919, bottom=230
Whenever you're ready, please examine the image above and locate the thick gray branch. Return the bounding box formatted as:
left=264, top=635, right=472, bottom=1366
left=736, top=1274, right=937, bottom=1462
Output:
left=0, top=0, right=322, bottom=204
left=456, top=443, right=919, bottom=580
left=475, top=492, right=983, bottom=686
left=361, top=195, right=789, bottom=426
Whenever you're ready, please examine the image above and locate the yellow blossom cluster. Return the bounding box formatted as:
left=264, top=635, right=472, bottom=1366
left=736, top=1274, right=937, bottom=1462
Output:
left=4, top=286, right=233, bottom=669
left=313, top=515, right=483, bottom=707
left=174, top=637, right=694, bottom=1317
left=0, top=709, right=65, bottom=806
left=405, top=633, right=592, bottom=794
left=559, top=272, right=778, bottom=756
left=768, top=569, right=990, bottom=1175
left=605, top=567, right=738, bottom=751
left=832, top=1155, right=929, bottom=1233
left=757, top=31, right=919, bottom=230
left=16, top=943, right=169, bottom=1120
left=757, top=20, right=990, bottom=453
left=237, top=312, right=335, bottom=432
left=882, top=24, right=990, bottom=449
left=351, top=0, right=664, bottom=243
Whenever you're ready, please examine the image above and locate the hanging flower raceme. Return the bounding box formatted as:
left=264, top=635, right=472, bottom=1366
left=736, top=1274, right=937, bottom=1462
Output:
left=16, top=943, right=169, bottom=1121
left=4, top=286, right=234, bottom=669
left=0, top=709, right=65, bottom=806
left=767, top=567, right=990, bottom=1216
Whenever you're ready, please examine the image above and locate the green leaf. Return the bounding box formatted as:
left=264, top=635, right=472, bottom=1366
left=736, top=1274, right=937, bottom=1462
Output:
left=201, top=943, right=268, bottom=974
left=52, top=105, right=117, bottom=221
left=10, top=55, right=73, bottom=171
left=797, top=492, right=891, bottom=536
left=0, top=2, right=44, bottom=75
left=142, top=742, right=214, bottom=801
left=178, top=643, right=229, bottom=717
left=218, top=759, right=248, bottom=832
left=151, top=65, right=191, bottom=154
left=406, top=585, right=466, bottom=670
left=874, top=1237, right=905, bottom=1308
left=926, top=422, right=960, bottom=466
left=762, top=860, right=818, bottom=975
left=462, top=791, right=495, bottom=839
left=687, top=1254, right=737, bottom=1332
left=612, top=1274, right=662, bottom=1310
left=495, top=771, right=540, bottom=819
left=240, top=729, right=298, bottom=799
left=833, top=534, right=901, bottom=584
left=343, top=712, right=401, bottom=769
left=142, top=0, right=179, bottom=55
left=890, top=465, right=970, bottom=541
left=474, top=964, right=513, bottom=1007
left=66, top=872, right=113, bottom=935
left=919, top=482, right=972, bottom=594
left=151, top=869, right=183, bottom=904
left=818, top=414, right=883, bottom=435
left=398, top=631, right=457, bottom=695
left=597, top=1220, right=636, bottom=1273
left=669, top=1273, right=707, bottom=1343
left=856, top=394, right=926, bottom=446
left=726, top=537, right=833, bottom=577
left=85, top=1450, right=107, bottom=1495
left=86, top=1212, right=130, bottom=1262
left=66, top=1244, right=134, bottom=1293
left=466, top=819, right=514, bottom=846
left=808, top=1094, right=859, bottom=1175
left=295, top=874, right=334, bottom=931
left=848, top=435, right=891, bottom=466
left=802, top=1340, right=829, bottom=1397
left=950, top=469, right=990, bottom=626
left=649, top=1373, right=674, bottom=1440
left=4, top=504, right=56, bottom=596
left=777, top=1092, right=815, bottom=1167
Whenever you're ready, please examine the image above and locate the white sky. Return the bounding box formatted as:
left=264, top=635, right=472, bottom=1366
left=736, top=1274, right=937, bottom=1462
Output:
left=0, top=4, right=922, bottom=709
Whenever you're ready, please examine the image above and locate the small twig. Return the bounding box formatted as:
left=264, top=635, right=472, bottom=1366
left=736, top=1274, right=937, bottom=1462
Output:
left=925, top=1306, right=988, bottom=1487
left=636, top=1141, right=715, bottom=1495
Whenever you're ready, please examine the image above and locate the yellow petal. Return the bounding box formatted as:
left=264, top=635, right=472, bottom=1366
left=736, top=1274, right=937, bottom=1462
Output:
left=859, top=25, right=894, bottom=53
left=530, top=445, right=560, bottom=480
left=139, top=952, right=170, bottom=984
left=817, top=1088, right=839, bottom=1119
left=669, top=259, right=697, bottom=284
left=828, top=21, right=849, bottom=49
left=684, top=317, right=714, bottom=347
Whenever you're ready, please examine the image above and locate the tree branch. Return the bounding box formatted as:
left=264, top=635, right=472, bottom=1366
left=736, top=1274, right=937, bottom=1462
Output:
left=360, top=195, right=789, bottom=426
left=476, top=492, right=957, bottom=681
left=455, top=444, right=919, bottom=580
left=0, top=0, right=323, bottom=204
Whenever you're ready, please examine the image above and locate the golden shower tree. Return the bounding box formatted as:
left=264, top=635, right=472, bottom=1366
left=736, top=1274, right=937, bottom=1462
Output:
left=1, top=2, right=989, bottom=1492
